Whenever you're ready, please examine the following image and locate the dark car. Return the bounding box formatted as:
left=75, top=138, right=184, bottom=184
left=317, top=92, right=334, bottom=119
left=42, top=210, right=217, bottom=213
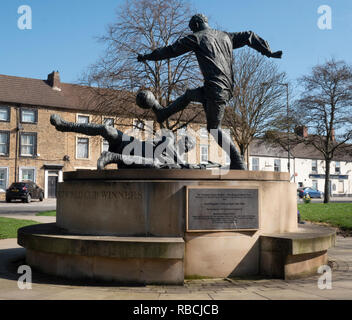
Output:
left=298, top=187, right=323, bottom=199
left=6, top=181, right=44, bottom=203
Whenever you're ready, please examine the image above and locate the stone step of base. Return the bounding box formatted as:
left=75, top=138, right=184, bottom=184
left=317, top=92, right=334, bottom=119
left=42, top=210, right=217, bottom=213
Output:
left=18, top=223, right=184, bottom=259
left=18, top=223, right=185, bottom=285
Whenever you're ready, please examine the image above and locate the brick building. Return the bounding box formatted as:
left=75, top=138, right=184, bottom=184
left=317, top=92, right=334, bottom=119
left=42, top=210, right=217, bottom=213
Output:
left=0, top=71, right=229, bottom=199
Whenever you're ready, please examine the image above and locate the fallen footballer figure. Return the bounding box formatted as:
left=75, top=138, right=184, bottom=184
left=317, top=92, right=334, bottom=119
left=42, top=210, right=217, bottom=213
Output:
left=50, top=113, right=206, bottom=170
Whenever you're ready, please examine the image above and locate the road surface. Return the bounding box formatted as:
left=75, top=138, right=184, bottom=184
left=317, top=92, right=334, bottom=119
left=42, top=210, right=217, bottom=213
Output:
left=0, top=199, right=56, bottom=215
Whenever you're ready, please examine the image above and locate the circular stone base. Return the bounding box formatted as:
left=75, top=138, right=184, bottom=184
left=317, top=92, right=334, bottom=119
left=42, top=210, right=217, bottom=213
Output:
left=19, top=169, right=301, bottom=281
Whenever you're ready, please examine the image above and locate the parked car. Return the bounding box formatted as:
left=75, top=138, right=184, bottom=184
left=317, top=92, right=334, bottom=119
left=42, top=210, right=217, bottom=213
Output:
left=6, top=181, right=44, bottom=203
left=298, top=187, right=323, bottom=199
left=297, top=187, right=304, bottom=196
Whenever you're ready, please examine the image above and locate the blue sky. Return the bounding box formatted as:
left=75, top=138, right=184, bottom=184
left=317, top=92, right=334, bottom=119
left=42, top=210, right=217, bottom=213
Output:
left=0, top=0, right=351, bottom=88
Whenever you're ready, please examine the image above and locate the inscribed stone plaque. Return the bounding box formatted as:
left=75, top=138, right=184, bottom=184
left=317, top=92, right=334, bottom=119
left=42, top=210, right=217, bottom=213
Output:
left=187, top=188, right=259, bottom=231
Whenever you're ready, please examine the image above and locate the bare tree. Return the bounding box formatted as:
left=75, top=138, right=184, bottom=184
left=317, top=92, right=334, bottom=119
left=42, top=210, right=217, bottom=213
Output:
left=81, top=0, right=202, bottom=134
left=223, top=48, right=287, bottom=164
left=295, top=58, right=352, bottom=203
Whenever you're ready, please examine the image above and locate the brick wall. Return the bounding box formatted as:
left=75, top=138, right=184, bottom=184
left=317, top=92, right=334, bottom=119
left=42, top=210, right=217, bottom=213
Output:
left=0, top=106, right=108, bottom=199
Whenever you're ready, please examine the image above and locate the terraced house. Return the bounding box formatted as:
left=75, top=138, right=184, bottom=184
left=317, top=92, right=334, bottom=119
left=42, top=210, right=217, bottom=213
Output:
left=0, top=71, right=229, bottom=200
left=249, top=130, right=352, bottom=197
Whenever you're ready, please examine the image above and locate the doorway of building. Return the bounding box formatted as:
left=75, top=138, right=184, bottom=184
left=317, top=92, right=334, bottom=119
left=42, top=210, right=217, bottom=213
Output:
left=47, top=171, right=59, bottom=199
left=44, top=166, right=63, bottom=199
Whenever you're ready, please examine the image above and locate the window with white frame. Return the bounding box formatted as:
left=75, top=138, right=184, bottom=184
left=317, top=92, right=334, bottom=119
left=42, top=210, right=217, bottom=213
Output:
left=338, top=180, right=344, bottom=193
left=0, top=106, right=10, bottom=122
left=20, top=133, right=36, bottom=157
left=252, top=158, right=259, bottom=171
left=183, top=150, right=189, bottom=163
left=335, top=161, right=341, bottom=174
left=177, top=126, right=188, bottom=163
left=133, top=119, right=145, bottom=131
left=102, top=118, right=114, bottom=152
left=77, top=137, right=89, bottom=159
left=200, top=144, right=209, bottom=164
left=312, top=160, right=318, bottom=173
left=178, top=147, right=188, bottom=164
left=104, top=118, right=114, bottom=127
left=102, top=139, right=109, bottom=152
left=0, top=167, right=8, bottom=192
left=0, top=131, right=10, bottom=156
left=312, top=180, right=318, bottom=190
left=274, top=159, right=281, bottom=172
left=20, top=168, right=36, bottom=182
left=200, top=127, right=208, bottom=138
left=132, top=119, right=145, bottom=140
left=20, top=109, right=37, bottom=123
left=177, top=126, right=187, bottom=137
left=225, top=153, right=231, bottom=165
left=77, top=115, right=89, bottom=124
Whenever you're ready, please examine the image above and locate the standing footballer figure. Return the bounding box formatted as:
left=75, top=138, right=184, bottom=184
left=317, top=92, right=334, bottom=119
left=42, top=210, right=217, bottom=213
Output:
left=137, top=14, right=282, bottom=170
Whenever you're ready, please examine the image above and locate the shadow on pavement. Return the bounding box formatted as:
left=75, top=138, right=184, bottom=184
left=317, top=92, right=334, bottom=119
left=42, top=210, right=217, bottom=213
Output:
left=0, top=248, right=26, bottom=281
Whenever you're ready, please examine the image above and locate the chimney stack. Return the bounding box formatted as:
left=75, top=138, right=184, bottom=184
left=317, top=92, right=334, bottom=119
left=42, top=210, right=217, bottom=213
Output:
left=47, top=71, right=61, bottom=91
left=295, top=126, right=308, bottom=138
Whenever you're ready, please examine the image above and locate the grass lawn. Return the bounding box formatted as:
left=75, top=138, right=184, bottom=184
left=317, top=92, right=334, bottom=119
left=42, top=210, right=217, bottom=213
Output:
left=298, top=203, right=352, bottom=231
left=36, top=210, right=56, bottom=217
left=0, top=217, right=38, bottom=239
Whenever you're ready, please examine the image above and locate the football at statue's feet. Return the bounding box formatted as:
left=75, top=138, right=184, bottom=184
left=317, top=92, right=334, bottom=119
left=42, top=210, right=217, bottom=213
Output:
left=136, top=90, right=156, bottom=110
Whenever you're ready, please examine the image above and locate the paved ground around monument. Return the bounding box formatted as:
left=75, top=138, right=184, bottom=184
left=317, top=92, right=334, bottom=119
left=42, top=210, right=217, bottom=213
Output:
left=0, top=212, right=351, bottom=300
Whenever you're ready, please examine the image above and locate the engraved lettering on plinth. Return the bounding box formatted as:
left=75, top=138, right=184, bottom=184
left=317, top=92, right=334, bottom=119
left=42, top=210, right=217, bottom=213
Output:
left=57, top=189, right=143, bottom=201
left=187, top=187, right=259, bottom=231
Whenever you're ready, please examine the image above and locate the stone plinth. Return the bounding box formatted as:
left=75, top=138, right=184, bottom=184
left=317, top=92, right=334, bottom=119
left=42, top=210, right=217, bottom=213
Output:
left=57, top=169, right=298, bottom=237
left=57, top=169, right=297, bottom=279
left=17, top=169, right=335, bottom=283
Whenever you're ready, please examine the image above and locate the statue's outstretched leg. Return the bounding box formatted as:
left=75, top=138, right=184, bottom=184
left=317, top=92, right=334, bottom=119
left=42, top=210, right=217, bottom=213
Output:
left=50, top=114, right=121, bottom=141
left=152, top=87, right=204, bottom=123
left=209, top=128, right=247, bottom=170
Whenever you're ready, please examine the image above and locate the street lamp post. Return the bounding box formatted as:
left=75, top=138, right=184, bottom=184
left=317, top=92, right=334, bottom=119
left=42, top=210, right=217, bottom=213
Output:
left=14, top=108, right=23, bottom=183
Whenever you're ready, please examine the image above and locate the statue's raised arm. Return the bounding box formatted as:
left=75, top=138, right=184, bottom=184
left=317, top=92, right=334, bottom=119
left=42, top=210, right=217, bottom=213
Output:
left=228, top=31, right=282, bottom=59
left=138, top=35, right=197, bottom=62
